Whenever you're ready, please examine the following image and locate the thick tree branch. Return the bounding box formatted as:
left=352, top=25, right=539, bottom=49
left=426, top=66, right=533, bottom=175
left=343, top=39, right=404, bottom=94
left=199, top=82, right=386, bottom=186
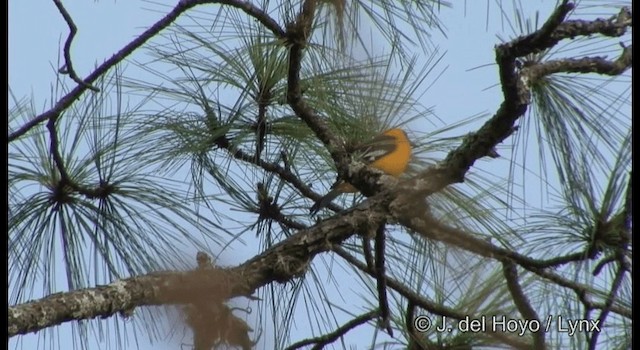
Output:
left=554, top=7, right=632, bottom=41
left=502, top=5, right=631, bottom=59
left=524, top=46, right=632, bottom=79
left=400, top=4, right=632, bottom=201
left=9, top=195, right=631, bottom=337
left=415, top=3, right=566, bottom=181
left=8, top=268, right=232, bottom=337
left=9, top=206, right=382, bottom=336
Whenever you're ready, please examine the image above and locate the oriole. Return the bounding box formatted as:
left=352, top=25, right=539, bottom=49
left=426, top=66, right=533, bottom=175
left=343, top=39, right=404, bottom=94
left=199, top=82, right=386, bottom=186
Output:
left=310, top=128, right=412, bottom=215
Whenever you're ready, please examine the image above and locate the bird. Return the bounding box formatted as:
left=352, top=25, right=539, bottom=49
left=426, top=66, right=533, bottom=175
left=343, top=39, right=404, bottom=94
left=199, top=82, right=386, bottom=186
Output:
left=310, top=128, right=412, bottom=215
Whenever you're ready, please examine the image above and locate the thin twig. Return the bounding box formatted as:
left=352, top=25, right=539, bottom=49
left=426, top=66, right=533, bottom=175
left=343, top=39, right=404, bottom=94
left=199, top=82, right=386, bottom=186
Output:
left=533, top=266, right=631, bottom=319
left=198, top=0, right=286, bottom=38
left=46, top=118, right=72, bottom=184
left=502, top=261, right=545, bottom=350
left=53, top=0, right=99, bottom=91
left=362, top=236, right=374, bottom=270
left=285, top=310, right=380, bottom=350
left=254, top=79, right=270, bottom=159
left=254, top=182, right=308, bottom=231
left=587, top=264, right=628, bottom=350
left=373, top=222, right=392, bottom=337
left=622, top=171, right=632, bottom=244
left=45, top=116, right=113, bottom=200
left=209, top=124, right=327, bottom=209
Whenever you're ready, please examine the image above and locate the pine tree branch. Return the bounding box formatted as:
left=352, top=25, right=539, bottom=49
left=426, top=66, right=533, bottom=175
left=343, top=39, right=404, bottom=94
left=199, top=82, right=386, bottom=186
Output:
left=255, top=182, right=308, bottom=230
left=534, top=267, right=631, bottom=319
left=197, top=0, right=286, bottom=38
left=399, top=4, right=632, bottom=200
left=285, top=0, right=347, bottom=169
left=502, top=261, right=545, bottom=350
left=9, top=206, right=380, bottom=336
left=9, top=3, right=633, bottom=346
left=53, top=0, right=99, bottom=91
left=9, top=192, right=631, bottom=337
left=8, top=0, right=285, bottom=143
left=553, top=7, right=631, bottom=40
left=373, top=222, right=393, bottom=337
left=524, top=45, right=632, bottom=80
left=587, top=264, right=628, bottom=350
left=9, top=268, right=231, bottom=337
left=333, top=247, right=533, bottom=350
left=394, top=208, right=631, bottom=320
left=210, top=127, right=327, bottom=207
left=285, top=310, right=380, bottom=350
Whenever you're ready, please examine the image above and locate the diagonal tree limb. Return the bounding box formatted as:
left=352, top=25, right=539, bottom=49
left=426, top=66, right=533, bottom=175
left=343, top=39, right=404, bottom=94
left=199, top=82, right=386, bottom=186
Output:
left=587, top=263, right=628, bottom=350
left=285, top=310, right=380, bottom=350
left=402, top=4, right=632, bottom=202
left=554, top=7, right=632, bottom=41
left=9, top=0, right=285, bottom=143
left=8, top=205, right=384, bottom=337
left=395, top=204, right=584, bottom=270
left=392, top=204, right=631, bottom=320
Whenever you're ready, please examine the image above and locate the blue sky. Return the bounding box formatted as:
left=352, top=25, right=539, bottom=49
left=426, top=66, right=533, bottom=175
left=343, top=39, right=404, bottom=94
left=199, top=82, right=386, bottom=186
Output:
left=9, top=0, right=631, bottom=349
